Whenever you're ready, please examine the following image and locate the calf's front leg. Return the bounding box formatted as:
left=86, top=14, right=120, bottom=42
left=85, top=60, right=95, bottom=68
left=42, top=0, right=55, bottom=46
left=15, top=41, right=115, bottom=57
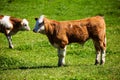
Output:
left=57, top=46, right=67, bottom=66
left=6, top=35, right=14, bottom=49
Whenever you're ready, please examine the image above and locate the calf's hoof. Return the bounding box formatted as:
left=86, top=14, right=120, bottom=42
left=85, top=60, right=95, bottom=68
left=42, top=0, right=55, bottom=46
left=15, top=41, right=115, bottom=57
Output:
left=100, top=60, right=105, bottom=65
left=94, top=60, right=99, bottom=65
left=9, top=45, right=14, bottom=49
left=58, top=63, right=65, bottom=67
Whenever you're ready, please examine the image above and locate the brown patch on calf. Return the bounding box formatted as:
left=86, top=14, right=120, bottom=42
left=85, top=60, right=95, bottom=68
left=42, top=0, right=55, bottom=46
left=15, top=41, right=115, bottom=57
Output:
left=9, top=17, right=23, bottom=34
left=0, top=15, right=4, bottom=19
left=43, top=16, right=106, bottom=49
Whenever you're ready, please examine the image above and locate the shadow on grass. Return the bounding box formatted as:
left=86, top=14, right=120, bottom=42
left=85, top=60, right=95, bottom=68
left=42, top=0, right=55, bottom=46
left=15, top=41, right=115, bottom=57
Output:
left=1, top=65, right=58, bottom=70
left=19, top=65, right=58, bottom=69
left=0, top=64, right=99, bottom=71
left=1, top=65, right=70, bottom=70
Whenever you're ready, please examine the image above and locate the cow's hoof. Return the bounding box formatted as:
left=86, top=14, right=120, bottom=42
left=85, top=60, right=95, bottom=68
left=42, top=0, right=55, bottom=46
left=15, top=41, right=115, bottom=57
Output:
left=58, top=63, right=65, bottom=67
left=100, top=60, right=105, bottom=65
left=9, top=45, right=14, bottom=49
left=94, top=60, right=99, bottom=65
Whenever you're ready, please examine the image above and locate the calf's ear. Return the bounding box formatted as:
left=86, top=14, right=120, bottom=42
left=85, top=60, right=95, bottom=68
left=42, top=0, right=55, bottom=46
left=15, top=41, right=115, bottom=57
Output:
left=35, top=18, right=38, bottom=21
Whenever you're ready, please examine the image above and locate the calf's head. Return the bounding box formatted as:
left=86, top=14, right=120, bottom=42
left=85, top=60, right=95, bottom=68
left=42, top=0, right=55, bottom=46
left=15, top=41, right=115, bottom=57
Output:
left=21, top=19, right=30, bottom=31
left=33, top=15, right=45, bottom=34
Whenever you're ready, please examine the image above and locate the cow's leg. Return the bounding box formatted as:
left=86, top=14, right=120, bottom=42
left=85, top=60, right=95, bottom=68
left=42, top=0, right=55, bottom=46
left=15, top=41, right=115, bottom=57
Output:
left=93, top=40, right=101, bottom=65
left=100, top=50, right=106, bottom=65
left=6, top=35, right=14, bottom=49
left=100, top=37, right=106, bottom=65
left=94, top=36, right=106, bottom=65
left=57, top=46, right=67, bottom=66
left=95, top=50, right=101, bottom=65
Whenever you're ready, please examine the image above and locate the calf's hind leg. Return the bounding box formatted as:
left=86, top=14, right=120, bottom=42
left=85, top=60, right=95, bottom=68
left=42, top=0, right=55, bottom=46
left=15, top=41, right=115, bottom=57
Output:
left=100, top=49, right=106, bottom=65
left=95, top=50, right=101, bottom=65
left=100, top=37, right=106, bottom=65
left=93, top=38, right=106, bottom=65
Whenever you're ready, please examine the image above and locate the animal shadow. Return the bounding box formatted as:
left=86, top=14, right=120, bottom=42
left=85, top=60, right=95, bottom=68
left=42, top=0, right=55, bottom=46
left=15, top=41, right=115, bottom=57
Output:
left=1, top=65, right=58, bottom=70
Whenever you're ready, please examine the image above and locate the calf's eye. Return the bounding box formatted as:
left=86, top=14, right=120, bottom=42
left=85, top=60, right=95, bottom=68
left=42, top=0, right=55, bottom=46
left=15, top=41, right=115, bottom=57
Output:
left=38, top=22, right=44, bottom=26
left=24, top=24, right=27, bottom=26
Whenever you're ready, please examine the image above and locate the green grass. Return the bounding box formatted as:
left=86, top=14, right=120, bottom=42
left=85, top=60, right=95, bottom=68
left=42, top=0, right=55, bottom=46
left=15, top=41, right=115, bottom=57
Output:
left=0, top=0, right=120, bottom=80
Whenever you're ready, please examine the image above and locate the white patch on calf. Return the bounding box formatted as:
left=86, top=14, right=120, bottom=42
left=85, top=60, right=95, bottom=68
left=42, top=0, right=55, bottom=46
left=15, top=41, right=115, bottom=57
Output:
left=22, top=19, right=28, bottom=25
left=96, top=51, right=101, bottom=62
left=58, top=46, right=67, bottom=66
left=101, top=50, right=106, bottom=64
left=33, top=15, right=45, bottom=33
left=6, top=30, right=11, bottom=34
left=38, top=15, right=44, bottom=23
left=21, top=19, right=30, bottom=31
left=0, top=16, right=13, bottom=29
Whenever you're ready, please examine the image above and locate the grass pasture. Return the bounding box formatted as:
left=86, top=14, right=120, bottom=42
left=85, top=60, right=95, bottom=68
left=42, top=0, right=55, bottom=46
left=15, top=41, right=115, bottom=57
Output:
left=0, top=0, right=120, bottom=80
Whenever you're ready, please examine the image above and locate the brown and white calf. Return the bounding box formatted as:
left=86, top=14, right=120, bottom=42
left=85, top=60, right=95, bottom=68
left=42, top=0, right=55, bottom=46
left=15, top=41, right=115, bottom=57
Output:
left=0, top=15, right=30, bottom=49
left=33, top=15, right=106, bottom=66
